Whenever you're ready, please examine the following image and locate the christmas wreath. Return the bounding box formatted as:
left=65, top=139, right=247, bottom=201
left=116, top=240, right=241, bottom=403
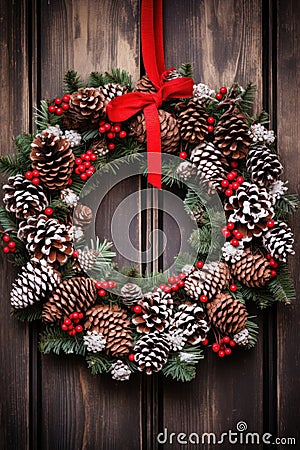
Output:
left=0, top=63, right=298, bottom=382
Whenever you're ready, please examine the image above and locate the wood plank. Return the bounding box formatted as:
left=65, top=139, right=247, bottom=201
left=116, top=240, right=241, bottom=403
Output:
left=276, top=0, right=300, bottom=443
left=162, top=1, right=264, bottom=448
left=0, top=1, right=30, bottom=449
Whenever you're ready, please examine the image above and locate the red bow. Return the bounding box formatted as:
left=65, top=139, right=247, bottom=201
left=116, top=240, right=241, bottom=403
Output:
left=106, top=0, right=193, bottom=189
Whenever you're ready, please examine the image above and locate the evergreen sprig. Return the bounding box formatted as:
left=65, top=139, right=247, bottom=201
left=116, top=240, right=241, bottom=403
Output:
left=104, top=69, right=133, bottom=91
left=87, top=238, right=116, bottom=278
left=162, top=346, right=204, bottom=382
left=39, top=326, right=86, bottom=356
left=239, top=82, right=256, bottom=113
left=88, top=71, right=106, bottom=88
left=49, top=198, right=70, bottom=222
left=11, top=303, right=43, bottom=322
left=34, top=100, right=62, bottom=131
left=86, top=353, right=112, bottom=375
left=0, top=133, right=33, bottom=176
left=268, top=263, right=296, bottom=305
left=178, top=63, right=193, bottom=78
left=64, top=69, right=85, bottom=93
left=274, top=194, right=299, bottom=220
left=0, top=206, right=17, bottom=231
left=245, top=318, right=259, bottom=349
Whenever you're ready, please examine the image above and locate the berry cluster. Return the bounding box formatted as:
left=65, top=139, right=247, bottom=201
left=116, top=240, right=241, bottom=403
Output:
left=212, top=336, right=236, bottom=357
left=95, top=280, right=117, bottom=297
left=195, top=260, right=209, bottom=302
left=48, top=94, right=70, bottom=116
left=207, top=115, right=215, bottom=133
left=61, top=311, right=84, bottom=336
left=2, top=234, right=16, bottom=254
left=98, top=121, right=127, bottom=151
left=215, top=86, right=227, bottom=101
left=25, top=169, right=41, bottom=186
left=266, top=253, right=278, bottom=277
left=155, top=272, right=187, bottom=294
left=221, top=170, right=245, bottom=197
left=222, top=221, right=243, bottom=246
left=74, top=150, right=97, bottom=181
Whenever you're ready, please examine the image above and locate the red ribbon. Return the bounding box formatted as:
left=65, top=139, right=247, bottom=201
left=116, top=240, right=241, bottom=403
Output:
left=106, top=0, right=194, bottom=189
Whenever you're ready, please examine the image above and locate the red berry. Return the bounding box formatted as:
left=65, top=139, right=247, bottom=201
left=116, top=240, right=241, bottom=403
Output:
left=89, top=166, right=96, bottom=173
left=8, top=241, right=16, bottom=249
left=86, top=150, right=92, bottom=156
left=232, top=229, right=239, bottom=237
left=179, top=151, right=187, bottom=159
left=31, top=177, right=40, bottom=185
left=231, top=170, right=238, bottom=177
left=200, top=295, right=208, bottom=303
left=119, top=130, right=127, bottom=139
left=68, top=178, right=73, bottom=185
left=128, top=353, right=135, bottom=362
left=164, top=286, right=172, bottom=293
left=227, top=172, right=235, bottom=181
left=9, top=247, right=16, bottom=253
left=178, top=280, right=185, bottom=288
left=84, top=161, right=91, bottom=168
left=48, top=105, right=56, bottom=113
left=104, top=123, right=111, bottom=131
left=78, top=164, right=85, bottom=173
left=75, top=158, right=82, bottom=165
left=229, top=340, right=236, bottom=347
left=227, top=222, right=235, bottom=230
left=171, top=284, right=179, bottom=292
left=196, top=261, right=204, bottom=269
left=212, top=343, right=220, bottom=352
left=55, top=97, right=62, bottom=105
left=168, top=276, right=176, bottom=284
left=62, top=102, right=69, bottom=111
left=133, top=305, right=142, bottom=314
left=207, top=125, right=214, bottom=133
left=230, top=160, right=239, bottom=168
left=107, top=132, right=115, bottom=140
left=202, top=339, right=209, bottom=346
left=216, top=93, right=223, bottom=100
left=207, top=116, right=215, bottom=124
left=69, top=330, right=76, bottom=336
left=223, top=336, right=230, bottom=344
left=225, top=348, right=232, bottom=356
left=230, top=238, right=239, bottom=247
left=223, top=229, right=231, bottom=238
left=62, top=94, right=70, bottom=103
left=225, top=189, right=233, bottom=197
left=267, top=220, right=275, bottom=228
left=235, top=231, right=243, bottom=240
left=100, top=282, right=108, bottom=289
left=179, top=272, right=186, bottom=280
left=108, top=143, right=115, bottom=151
left=86, top=170, right=93, bottom=178
left=56, top=107, right=63, bottom=116
left=90, top=154, right=97, bottom=161
left=159, top=284, right=166, bottom=291
left=218, top=350, right=225, bottom=358
left=45, top=207, right=53, bottom=216
left=3, top=246, right=10, bottom=254
left=221, top=179, right=229, bottom=188
left=61, top=324, right=69, bottom=331
left=2, top=234, right=10, bottom=242
left=236, top=176, right=244, bottom=184
left=269, top=259, right=278, bottom=269
left=78, top=312, right=84, bottom=319
left=98, top=289, right=106, bottom=297
left=84, top=154, right=91, bottom=161
left=25, top=171, right=33, bottom=180
left=230, top=284, right=237, bottom=292
left=72, top=312, right=79, bottom=320
left=64, top=318, right=72, bottom=326
left=271, top=270, right=277, bottom=277
left=113, top=125, right=121, bottom=133
left=231, top=182, right=240, bottom=190
left=75, top=325, right=83, bottom=333
left=32, top=169, right=40, bottom=177
left=220, top=86, right=227, bottom=94
left=74, top=167, right=81, bottom=175
left=95, top=281, right=102, bottom=289
left=99, top=126, right=106, bottom=133
left=72, top=250, right=79, bottom=258
left=80, top=173, right=88, bottom=181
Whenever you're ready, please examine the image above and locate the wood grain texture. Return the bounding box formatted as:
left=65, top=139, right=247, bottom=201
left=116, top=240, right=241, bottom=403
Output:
left=0, top=1, right=30, bottom=449
left=276, top=0, right=300, bottom=443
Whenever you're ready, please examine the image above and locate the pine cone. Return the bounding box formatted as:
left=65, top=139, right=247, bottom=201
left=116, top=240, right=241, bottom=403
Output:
left=101, top=83, right=128, bottom=104
left=30, top=130, right=75, bottom=190
left=128, top=109, right=180, bottom=153
left=206, top=293, right=248, bottom=335
left=73, top=204, right=93, bottom=228
left=225, top=182, right=274, bottom=241
left=234, top=328, right=250, bottom=346
left=84, top=304, right=133, bottom=357
left=246, top=145, right=283, bottom=187
left=3, top=174, right=48, bottom=219
left=111, top=360, right=131, bottom=381
left=170, top=302, right=210, bottom=345
left=263, top=220, right=295, bottom=262
left=18, top=214, right=73, bottom=265
left=134, top=332, right=170, bottom=374
left=214, top=106, right=252, bottom=159
left=184, top=261, right=230, bottom=301
left=132, top=289, right=173, bottom=333
left=90, top=137, right=109, bottom=157
left=190, top=142, right=229, bottom=194
left=77, top=249, right=99, bottom=272
left=120, top=283, right=143, bottom=306
left=134, top=75, right=156, bottom=93
left=42, top=277, right=97, bottom=323
left=231, top=249, right=272, bottom=287
left=10, top=259, right=61, bottom=309
left=176, top=161, right=197, bottom=181
left=63, top=87, right=105, bottom=131
left=176, top=100, right=209, bottom=144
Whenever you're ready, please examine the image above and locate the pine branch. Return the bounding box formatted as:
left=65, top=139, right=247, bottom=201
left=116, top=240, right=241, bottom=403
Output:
left=86, top=353, right=111, bottom=375
left=81, top=128, right=101, bottom=143
left=34, top=100, right=62, bottom=131
left=274, top=194, right=299, bottom=219
left=188, top=226, right=222, bottom=255
left=104, top=69, right=133, bottom=91
left=252, top=111, right=270, bottom=125
left=237, top=283, right=275, bottom=309
left=0, top=154, right=20, bottom=176
left=177, top=63, right=193, bottom=78
left=88, top=71, right=106, bottom=87
left=11, top=303, right=43, bottom=322
left=0, top=206, right=17, bottom=231
left=245, top=318, right=259, bottom=350
left=49, top=198, right=70, bottom=222
left=87, top=238, right=115, bottom=278
left=60, top=259, right=78, bottom=280
left=268, top=263, right=296, bottom=305
left=39, top=325, right=86, bottom=356
left=64, top=69, right=85, bottom=93
left=239, top=82, right=256, bottom=113
left=162, top=346, right=203, bottom=382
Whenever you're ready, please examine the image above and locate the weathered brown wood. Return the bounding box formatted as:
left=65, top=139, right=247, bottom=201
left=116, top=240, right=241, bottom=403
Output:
left=276, top=0, right=300, bottom=444
left=0, top=1, right=30, bottom=449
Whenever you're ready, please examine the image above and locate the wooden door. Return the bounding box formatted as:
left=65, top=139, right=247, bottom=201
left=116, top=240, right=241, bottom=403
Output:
left=0, top=1, right=299, bottom=449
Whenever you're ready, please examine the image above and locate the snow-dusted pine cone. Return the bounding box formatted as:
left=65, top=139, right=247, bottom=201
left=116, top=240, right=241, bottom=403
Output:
left=101, top=83, right=128, bottom=105
left=134, top=75, right=156, bottom=93
left=83, top=330, right=106, bottom=353
left=42, top=277, right=97, bottom=323
left=170, top=302, right=210, bottom=345
left=18, top=214, right=73, bottom=265
left=184, top=261, right=230, bottom=301
left=233, top=328, right=250, bottom=346
left=132, top=289, right=173, bottom=333
left=111, top=360, right=131, bottom=381
left=176, top=100, right=209, bottom=144
left=176, top=161, right=197, bottom=181
left=262, top=220, right=295, bottom=262
left=77, top=249, right=99, bottom=272
left=10, top=259, right=61, bottom=309
left=90, top=137, right=109, bottom=157
left=190, top=142, right=229, bottom=194
left=231, top=249, right=272, bottom=288
left=120, top=283, right=143, bottom=306
left=3, top=174, right=48, bottom=219
left=225, top=182, right=274, bottom=242
left=73, top=204, right=93, bottom=228
left=250, top=123, right=275, bottom=145
left=222, top=240, right=244, bottom=263
left=206, top=293, right=248, bottom=335
left=246, top=145, right=282, bottom=187
left=134, top=332, right=170, bottom=375
left=30, top=130, right=75, bottom=190
left=60, top=188, right=78, bottom=207
left=193, top=83, right=216, bottom=105
left=214, top=106, right=252, bottom=159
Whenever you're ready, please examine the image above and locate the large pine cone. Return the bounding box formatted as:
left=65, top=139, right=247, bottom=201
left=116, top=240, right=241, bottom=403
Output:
left=246, top=145, right=283, bottom=187
left=214, top=106, right=252, bottom=159
left=11, top=259, right=61, bottom=309
left=30, top=130, right=75, bottom=190
left=134, top=75, right=156, bottom=93
left=134, top=332, right=170, bottom=374
left=84, top=304, right=133, bottom=357
left=206, top=293, right=248, bottom=335
left=128, top=109, right=180, bottom=153
left=184, top=261, right=230, bottom=301
left=18, top=214, right=73, bottom=265
left=176, top=100, right=209, bottom=144
left=231, top=249, right=272, bottom=287
left=3, top=174, right=48, bottom=219
left=63, top=87, right=105, bottom=131
left=262, top=220, right=295, bottom=262
left=132, top=289, right=173, bottom=333
left=170, top=302, right=210, bottom=345
left=42, top=277, right=97, bottom=323
left=225, top=182, right=274, bottom=242
left=120, top=283, right=144, bottom=306
left=101, top=83, right=128, bottom=104
left=73, top=204, right=93, bottom=228
left=190, top=142, right=229, bottom=194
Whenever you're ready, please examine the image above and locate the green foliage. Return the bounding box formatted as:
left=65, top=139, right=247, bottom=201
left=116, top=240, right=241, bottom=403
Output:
left=0, top=206, right=17, bottom=231
left=39, top=325, right=86, bottom=356
left=162, top=346, right=204, bottom=382
left=0, top=154, right=22, bottom=177
left=81, top=128, right=101, bottom=143
left=188, top=225, right=223, bottom=256
left=34, top=99, right=62, bottom=131
left=88, top=71, right=106, bottom=87
left=178, top=63, right=193, bottom=78
left=268, top=262, right=296, bottom=305
left=49, top=198, right=70, bottom=222
left=238, top=82, right=256, bottom=113
left=0, top=133, right=32, bottom=176
left=86, top=353, right=112, bottom=375
left=251, top=110, right=270, bottom=125
left=238, top=283, right=275, bottom=309
left=274, top=194, right=299, bottom=220
left=104, top=69, right=133, bottom=91
left=245, top=318, right=259, bottom=350
left=69, top=176, right=86, bottom=195
left=60, top=259, right=78, bottom=280
left=85, top=238, right=116, bottom=278
left=11, top=303, right=43, bottom=322
left=64, top=69, right=85, bottom=93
